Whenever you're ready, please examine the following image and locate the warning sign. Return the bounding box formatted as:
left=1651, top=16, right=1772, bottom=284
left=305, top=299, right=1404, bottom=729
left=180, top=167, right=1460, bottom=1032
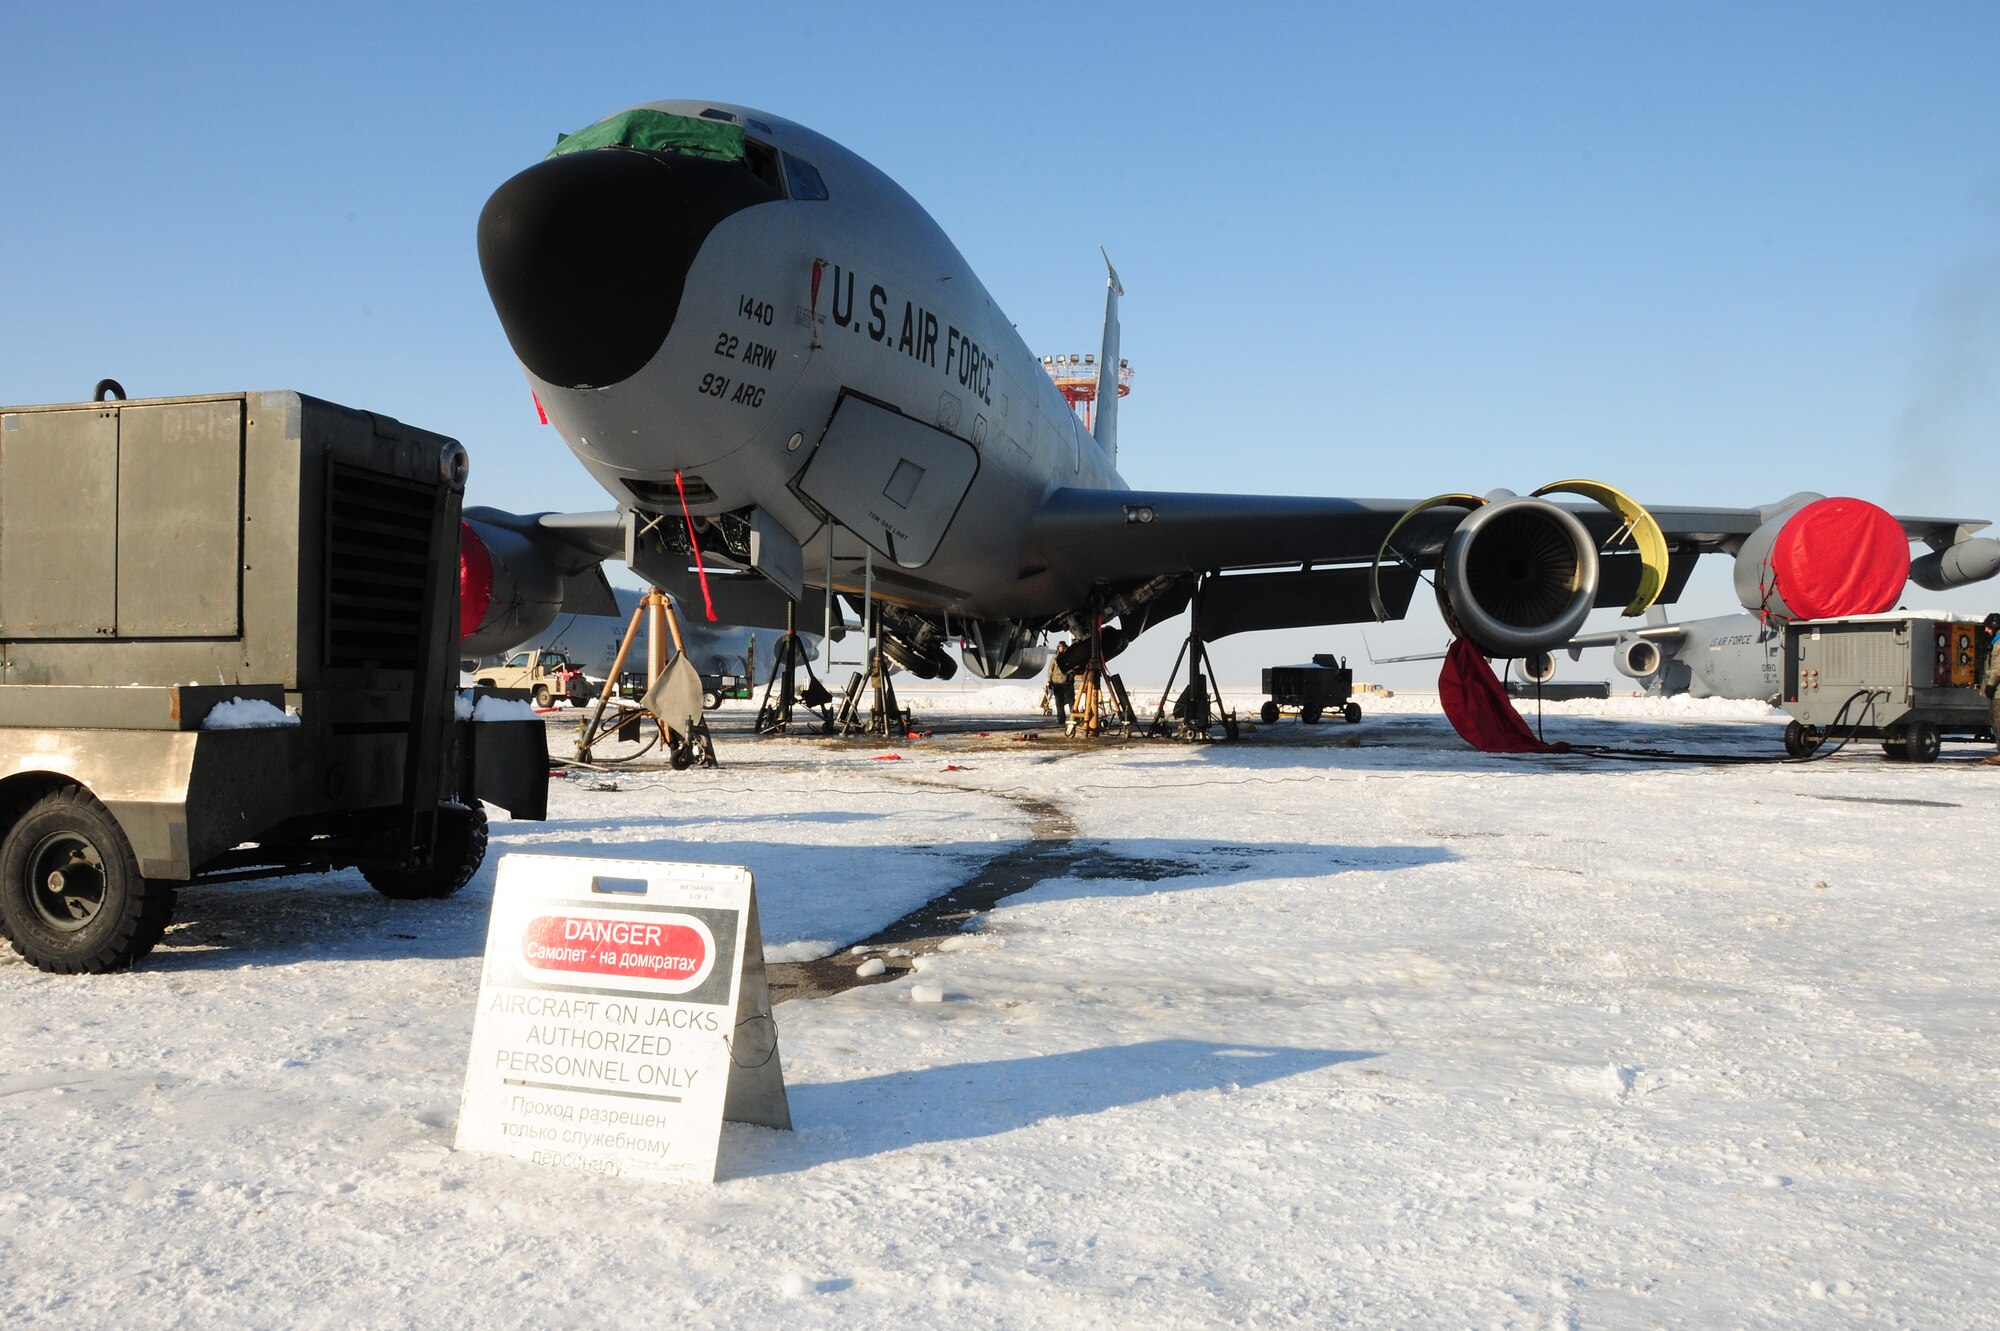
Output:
left=455, top=854, right=790, bottom=1183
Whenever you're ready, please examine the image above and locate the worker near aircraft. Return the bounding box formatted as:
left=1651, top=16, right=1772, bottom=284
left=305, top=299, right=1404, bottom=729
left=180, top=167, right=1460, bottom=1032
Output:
left=1048, top=640, right=1075, bottom=730
left=1982, top=614, right=2000, bottom=766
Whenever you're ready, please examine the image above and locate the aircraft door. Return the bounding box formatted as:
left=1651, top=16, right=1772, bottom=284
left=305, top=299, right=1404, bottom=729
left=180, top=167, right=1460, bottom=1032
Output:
left=794, top=393, right=979, bottom=568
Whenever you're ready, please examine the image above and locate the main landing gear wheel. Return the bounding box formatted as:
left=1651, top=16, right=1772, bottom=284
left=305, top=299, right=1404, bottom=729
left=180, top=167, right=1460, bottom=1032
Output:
left=363, top=804, right=489, bottom=900
left=1259, top=701, right=1279, bottom=725
left=0, top=787, right=175, bottom=974
left=1344, top=702, right=1363, bottom=724
left=1784, top=720, right=1825, bottom=758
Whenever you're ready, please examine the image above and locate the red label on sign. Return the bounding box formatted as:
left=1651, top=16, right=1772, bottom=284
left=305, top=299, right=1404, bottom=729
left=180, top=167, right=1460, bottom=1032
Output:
left=521, top=913, right=709, bottom=982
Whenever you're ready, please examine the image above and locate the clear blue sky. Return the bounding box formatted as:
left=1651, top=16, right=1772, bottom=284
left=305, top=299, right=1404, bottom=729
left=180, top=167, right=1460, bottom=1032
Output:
left=5, top=2, right=1997, bottom=684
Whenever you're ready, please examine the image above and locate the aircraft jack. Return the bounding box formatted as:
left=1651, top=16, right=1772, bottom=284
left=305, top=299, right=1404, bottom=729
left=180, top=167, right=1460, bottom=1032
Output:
left=575, top=588, right=717, bottom=769
left=1149, top=583, right=1238, bottom=741
left=833, top=606, right=916, bottom=739
left=1065, top=662, right=1138, bottom=738
left=755, top=602, right=835, bottom=735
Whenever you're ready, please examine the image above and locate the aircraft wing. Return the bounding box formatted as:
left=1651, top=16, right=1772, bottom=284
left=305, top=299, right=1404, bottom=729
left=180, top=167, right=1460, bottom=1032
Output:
left=1024, top=488, right=1987, bottom=645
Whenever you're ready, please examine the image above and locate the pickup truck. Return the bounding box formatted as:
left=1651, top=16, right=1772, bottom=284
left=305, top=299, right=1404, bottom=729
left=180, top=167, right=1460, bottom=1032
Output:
left=475, top=647, right=596, bottom=708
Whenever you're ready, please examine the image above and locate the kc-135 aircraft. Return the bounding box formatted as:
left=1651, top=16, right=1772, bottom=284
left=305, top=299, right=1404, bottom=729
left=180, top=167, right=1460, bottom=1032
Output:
left=457, top=100, right=2000, bottom=690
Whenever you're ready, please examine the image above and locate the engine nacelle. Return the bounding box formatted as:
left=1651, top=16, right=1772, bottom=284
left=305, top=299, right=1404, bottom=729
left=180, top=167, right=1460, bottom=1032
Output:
left=460, top=518, right=564, bottom=657
left=1731, top=494, right=1907, bottom=621
left=1438, top=496, right=1599, bottom=657
left=1910, top=536, right=2000, bottom=592
left=1614, top=636, right=1663, bottom=680
left=1512, top=651, right=1556, bottom=684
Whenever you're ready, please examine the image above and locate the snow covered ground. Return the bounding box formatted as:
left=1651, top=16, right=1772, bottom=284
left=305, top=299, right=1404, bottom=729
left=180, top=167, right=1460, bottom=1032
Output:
left=4, top=692, right=1997, bottom=1328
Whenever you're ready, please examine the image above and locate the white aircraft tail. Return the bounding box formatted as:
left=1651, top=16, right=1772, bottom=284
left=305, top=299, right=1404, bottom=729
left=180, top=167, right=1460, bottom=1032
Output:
left=1093, top=249, right=1123, bottom=466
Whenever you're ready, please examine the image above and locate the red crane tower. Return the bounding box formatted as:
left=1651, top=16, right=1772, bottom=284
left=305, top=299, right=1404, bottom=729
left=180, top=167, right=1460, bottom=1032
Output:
left=1041, top=353, right=1133, bottom=434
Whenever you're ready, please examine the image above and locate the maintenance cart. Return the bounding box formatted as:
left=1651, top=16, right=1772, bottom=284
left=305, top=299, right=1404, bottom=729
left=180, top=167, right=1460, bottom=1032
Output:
left=1779, top=613, right=1994, bottom=761
left=0, top=389, right=548, bottom=973
left=1259, top=653, right=1362, bottom=725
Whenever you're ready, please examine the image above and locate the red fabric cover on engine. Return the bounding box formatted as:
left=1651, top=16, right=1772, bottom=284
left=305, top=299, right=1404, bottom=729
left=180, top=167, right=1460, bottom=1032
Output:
left=1438, top=638, right=1567, bottom=753
left=458, top=521, right=494, bottom=641
left=1768, top=497, right=1907, bottom=621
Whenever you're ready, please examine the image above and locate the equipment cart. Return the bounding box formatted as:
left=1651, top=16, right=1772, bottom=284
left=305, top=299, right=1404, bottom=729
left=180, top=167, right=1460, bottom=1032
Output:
left=1779, top=614, right=1994, bottom=761
left=0, top=389, right=548, bottom=973
left=1259, top=653, right=1362, bottom=725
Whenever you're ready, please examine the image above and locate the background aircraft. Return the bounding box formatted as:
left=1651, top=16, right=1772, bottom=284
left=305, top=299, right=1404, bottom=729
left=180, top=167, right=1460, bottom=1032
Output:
left=470, top=582, right=818, bottom=694
left=455, top=101, right=2000, bottom=682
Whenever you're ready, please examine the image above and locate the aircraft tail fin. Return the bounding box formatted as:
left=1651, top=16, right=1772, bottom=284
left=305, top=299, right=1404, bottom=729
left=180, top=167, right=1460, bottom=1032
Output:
left=1093, top=249, right=1123, bottom=466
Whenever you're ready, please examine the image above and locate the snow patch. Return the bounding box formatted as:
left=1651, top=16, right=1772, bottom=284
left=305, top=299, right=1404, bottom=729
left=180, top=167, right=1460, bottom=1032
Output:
left=200, top=697, right=299, bottom=729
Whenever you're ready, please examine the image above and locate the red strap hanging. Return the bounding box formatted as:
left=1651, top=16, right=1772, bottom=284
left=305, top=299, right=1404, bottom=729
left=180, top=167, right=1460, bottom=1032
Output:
left=674, top=470, right=719, bottom=622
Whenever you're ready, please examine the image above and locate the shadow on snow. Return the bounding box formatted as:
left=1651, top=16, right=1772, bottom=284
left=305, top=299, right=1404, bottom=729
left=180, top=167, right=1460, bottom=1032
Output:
left=729, top=1038, right=1378, bottom=1176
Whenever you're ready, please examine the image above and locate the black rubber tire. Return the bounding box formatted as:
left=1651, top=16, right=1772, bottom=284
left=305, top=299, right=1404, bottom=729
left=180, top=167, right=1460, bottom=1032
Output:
left=1784, top=720, right=1823, bottom=758
left=1301, top=705, right=1323, bottom=725
left=703, top=690, right=722, bottom=711
left=532, top=684, right=553, bottom=709
left=1259, top=701, right=1279, bottom=725
left=362, top=805, right=488, bottom=900
left=0, top=787, right=175, bottom=974
left=1344, top=702, right=1363, bottom=724
left=669, top=740, right=695, bottom=771
left=1905, top=720, right=1941, bottom=764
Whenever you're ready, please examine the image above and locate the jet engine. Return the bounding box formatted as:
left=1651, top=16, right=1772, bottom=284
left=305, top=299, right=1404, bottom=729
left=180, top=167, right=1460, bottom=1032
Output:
left=1437, top=496, right=1600, bottom=657
left=1512, top=651, right=1557, bottom=684
left=460, top=517, right=564, bottom=658
left=1613, top=636, right=1663, bottom=681
left=1730, top=494, right=1907, bottom=622
left=1910, top=536, right=2000, bottom=592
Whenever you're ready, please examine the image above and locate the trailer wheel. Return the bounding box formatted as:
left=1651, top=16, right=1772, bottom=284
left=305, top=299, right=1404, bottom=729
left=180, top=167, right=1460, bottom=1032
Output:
left=1301, top=705, right=1323, bottom=725
left=1783, top=720, right=1824, bottom=758
left=362, top=805, right=488, bottom=900
left=703, top=690, right=722, bottom=711
left=0, top=787, right=175, bottom=974
left=1344, top=702, right=1363, bottom=724
left=1905, top=720, right=1942, bottom=764
left=1259, top=701, right=1279, bottom=725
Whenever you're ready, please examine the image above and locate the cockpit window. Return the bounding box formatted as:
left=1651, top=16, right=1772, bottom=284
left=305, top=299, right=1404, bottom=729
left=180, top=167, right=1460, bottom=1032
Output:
left=783, top=152, right=830, bottom=201
left=547, top=108, right=746, bottom=163
left=742, top=137, right=784, bottom=194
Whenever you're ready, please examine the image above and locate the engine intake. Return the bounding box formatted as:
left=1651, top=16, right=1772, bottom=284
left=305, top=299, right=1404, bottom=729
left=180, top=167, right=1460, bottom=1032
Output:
left=460, top=519, right=564, bottom=657
left=1615, top=637, right=1662, bottom=680
left=1731, top=495, right=1906, bottom=621
left=1438, top=497, right=1599, bottom=657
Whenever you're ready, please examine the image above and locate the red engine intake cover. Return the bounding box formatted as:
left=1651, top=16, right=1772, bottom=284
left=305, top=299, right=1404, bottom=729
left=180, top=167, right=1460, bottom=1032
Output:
left=1769, top=497, right=1906, bottom=621
left=459, top=521, right=494, bottom=641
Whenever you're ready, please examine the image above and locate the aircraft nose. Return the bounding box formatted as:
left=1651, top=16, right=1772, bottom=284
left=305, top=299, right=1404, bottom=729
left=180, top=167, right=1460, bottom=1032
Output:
left=478, top=149, right=775, bottom=390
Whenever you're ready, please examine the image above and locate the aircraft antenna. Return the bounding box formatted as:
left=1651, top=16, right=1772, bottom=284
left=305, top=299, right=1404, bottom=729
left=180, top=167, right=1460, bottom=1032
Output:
left=1040, top=352, right=1132, bottom=434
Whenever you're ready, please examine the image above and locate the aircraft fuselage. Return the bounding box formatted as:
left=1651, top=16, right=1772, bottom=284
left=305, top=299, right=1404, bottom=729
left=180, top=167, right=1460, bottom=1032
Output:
left=479, top=100, right=1122, bottom=626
